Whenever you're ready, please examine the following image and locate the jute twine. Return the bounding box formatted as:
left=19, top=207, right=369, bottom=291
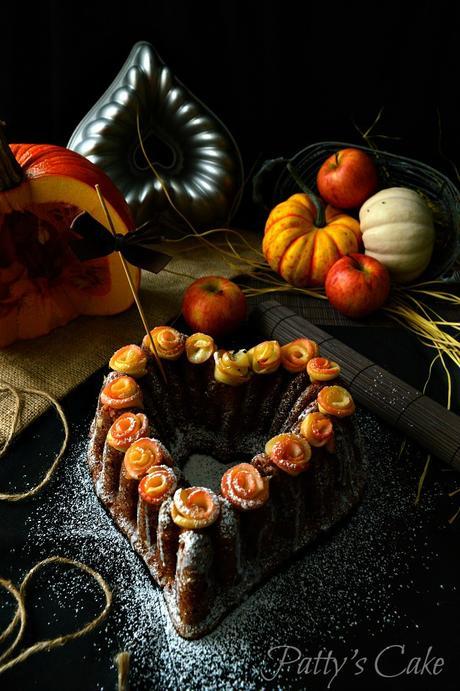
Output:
left=0, top=386, right=130, bottom=688
left=0, top=381, right=69, bottom=502
left=0, top=556, right=112, bottom=674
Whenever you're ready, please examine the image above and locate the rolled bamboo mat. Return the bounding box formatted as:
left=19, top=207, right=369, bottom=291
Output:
left=253, top=300, right=460, bottom=472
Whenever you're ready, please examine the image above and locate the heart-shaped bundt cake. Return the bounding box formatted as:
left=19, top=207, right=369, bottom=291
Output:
left=88, top=328, right=366, bottom=639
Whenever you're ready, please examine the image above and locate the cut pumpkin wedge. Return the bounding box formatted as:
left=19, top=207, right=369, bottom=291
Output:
left=0, top=140, right=140, bottom=347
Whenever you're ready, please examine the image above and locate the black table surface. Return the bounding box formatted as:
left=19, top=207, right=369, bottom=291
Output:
left=0, top=304, right=459, bottom=691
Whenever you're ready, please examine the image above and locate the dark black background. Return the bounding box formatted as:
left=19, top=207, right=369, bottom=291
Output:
left=2, top=0, right=460, bottom=179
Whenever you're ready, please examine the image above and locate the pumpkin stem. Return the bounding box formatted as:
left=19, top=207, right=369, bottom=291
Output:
left=0, top=121, right=23, bottom=192
left=286, top=162, right=326, bottom=227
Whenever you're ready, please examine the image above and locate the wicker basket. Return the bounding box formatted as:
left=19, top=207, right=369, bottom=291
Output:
left=252, top=141, right=460, bottom=281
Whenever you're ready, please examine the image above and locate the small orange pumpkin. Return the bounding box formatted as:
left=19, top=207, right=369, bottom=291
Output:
left=262, top=168, right=362, bottom=287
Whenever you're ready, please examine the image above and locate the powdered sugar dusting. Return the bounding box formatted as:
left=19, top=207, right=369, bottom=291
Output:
left=23, top=410, right=452, bottom=689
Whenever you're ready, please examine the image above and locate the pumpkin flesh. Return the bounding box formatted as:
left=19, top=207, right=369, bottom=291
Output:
left=0, top=144, right=139, bottom=347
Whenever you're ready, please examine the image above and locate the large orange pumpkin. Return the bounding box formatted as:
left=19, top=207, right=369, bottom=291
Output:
left=0, top=129, right=139, bottom=347
left=263, top=192, right=362, bottom=287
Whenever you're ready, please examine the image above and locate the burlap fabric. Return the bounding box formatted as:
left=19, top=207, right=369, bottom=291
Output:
left=0, top=239, right=238, bottom=442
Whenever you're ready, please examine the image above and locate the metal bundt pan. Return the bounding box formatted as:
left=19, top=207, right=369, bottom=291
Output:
left=68, top=41, right=244, bottom=232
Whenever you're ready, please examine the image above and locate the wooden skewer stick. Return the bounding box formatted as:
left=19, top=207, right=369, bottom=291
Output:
left=94, top=184, right=167, bottom=384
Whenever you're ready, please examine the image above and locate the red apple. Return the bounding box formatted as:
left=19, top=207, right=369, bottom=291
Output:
left=182, top=275, right=247, bottom=337
left=317, top=148, right=378, bottom=209
left=325, top=253, right=390, bottom=319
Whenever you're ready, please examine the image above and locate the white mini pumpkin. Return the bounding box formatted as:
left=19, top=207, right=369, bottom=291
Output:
left=359, top=187, right=435, bottom=283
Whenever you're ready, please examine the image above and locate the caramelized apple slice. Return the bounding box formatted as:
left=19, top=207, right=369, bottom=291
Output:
left=100, top=375, right=143, bottom=410
left=247, top=340, right=281, bottom=374
left=213, top=349, right=251, bottom=385
left=265, top=432, right=312, bottom=476
left=306, top=357, right=341, bottom=382
left=124, top=438, right=173, bottom=480
left=280, top=338, right=319, bottom=373
left=138, top=465, right=177, bottom=506
left=221, top=463, right=269, bottom=510
left=185, top=333, right=216, bottom=364
left=300, top=412, right=334, bottom=448
left=109, top=344, right=148, bottom=378
left=106, top=412, right=149, bottom=452
left=317, top=385, right=355, bottom=417
left=143, top=326, right=186, bottom=360
left=171, top=487, right=220, bottom=529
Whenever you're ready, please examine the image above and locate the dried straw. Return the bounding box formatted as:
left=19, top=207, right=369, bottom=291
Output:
left=115, top=650, right=131, bottom=691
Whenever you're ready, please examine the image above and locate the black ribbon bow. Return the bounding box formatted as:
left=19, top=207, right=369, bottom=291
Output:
left=69, top=213, right=172, bottom=273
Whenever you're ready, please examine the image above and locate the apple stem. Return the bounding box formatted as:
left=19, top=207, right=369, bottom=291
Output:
left=0, top=121, right=23, bottom=192
left=335, top=151, right=340, bottom=166
left=286, top=162, right=326, bottom=227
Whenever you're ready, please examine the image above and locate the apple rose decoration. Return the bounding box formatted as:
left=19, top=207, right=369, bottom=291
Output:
left=143, top=326, right=186, bottom=360
left=306, top=357, right=341, bottom=382
left=221, top=463, right=269, bottom=510
left=100, top=376, right=143, bottom=410
left=214, top=349, right=251, bottom=386
left=171, top=487, right=220, bottom=529
left=106, top=412, right=149, bottom=452
left=124, top=438, right=173, bottom=480
left=280, top=338, right=319, bottom=373
left=300, top=412, right=334, bottom=448
left=185, top=333, right=216, bottom=364
left=247, top=340, right=281, bottom=374
left=317, top=386, right=355, bottom=417
left=138, top=465, right=177, bottom=506
left=265, top=433, right=312, bottom=476
left=109, top=344, right=148, bottom=378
